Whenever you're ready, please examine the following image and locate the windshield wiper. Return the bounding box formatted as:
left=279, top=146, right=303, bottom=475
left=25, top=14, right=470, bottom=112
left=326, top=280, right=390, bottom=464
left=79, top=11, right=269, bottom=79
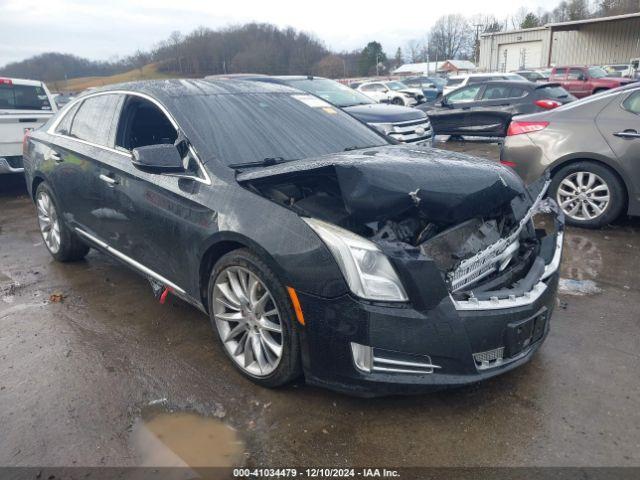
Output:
left=228, top=157, right=291, bottom=170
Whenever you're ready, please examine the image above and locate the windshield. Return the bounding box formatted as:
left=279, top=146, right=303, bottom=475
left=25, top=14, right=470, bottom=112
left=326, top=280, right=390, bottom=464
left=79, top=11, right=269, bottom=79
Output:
left=288, top=78, right=374, bottom=107
left=589, top=67, right=608, bottom=78
left=181, top=92, right=388, bottom=166
left=0, top=83, right=52, bottom=111
left=387, top=81, right=408, bottom=91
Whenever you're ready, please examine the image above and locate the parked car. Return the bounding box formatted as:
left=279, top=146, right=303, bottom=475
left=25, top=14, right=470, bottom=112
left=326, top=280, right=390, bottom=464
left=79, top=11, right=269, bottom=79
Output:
left=442, top=73, right=527, bottom=96
left=514, top=70, right=547, bottom=82
left=549, top=66, right=636, bottom=98
left=357, top=80, right=425, bottom=106
left=209, top=75, right=432, bottom=144
left=501, top=84, right=640, bottom=228
left=426, top=81, right=575, bottom=138
left=0, top=77, right=57, bottom=174
left=23, top=79, right=564, bottom=395
left=401, top=76, right=446, bottom=101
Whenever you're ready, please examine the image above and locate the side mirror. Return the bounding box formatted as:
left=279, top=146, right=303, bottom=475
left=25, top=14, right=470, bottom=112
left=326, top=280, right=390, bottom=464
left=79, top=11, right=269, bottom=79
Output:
left=132, top=144, right=184, bottom=173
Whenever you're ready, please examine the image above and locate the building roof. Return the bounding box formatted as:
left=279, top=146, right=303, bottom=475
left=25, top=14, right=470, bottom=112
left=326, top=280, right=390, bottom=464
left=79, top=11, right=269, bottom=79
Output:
left=442, top=60, right=477, bottom=70
left=392, top=60, right=476, bottom=75
left=547, top=11, right=640, bottom=31
left=392, top=62, right=445, bottom=74
left=481, top=11, right=640, bottom=37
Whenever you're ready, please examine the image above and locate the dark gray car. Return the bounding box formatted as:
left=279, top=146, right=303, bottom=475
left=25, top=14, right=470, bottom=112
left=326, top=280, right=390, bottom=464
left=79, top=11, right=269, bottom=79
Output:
left=501, top=84, right=640, bottom=228
left=426, top=81, right=575, bottom=138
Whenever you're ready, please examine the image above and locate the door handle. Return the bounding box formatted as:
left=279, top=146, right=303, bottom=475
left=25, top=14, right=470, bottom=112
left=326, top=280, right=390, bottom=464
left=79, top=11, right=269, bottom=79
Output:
left=99, top=174, right=119, bottom=185
left=47, top=151, right=62, bottom=163
left=613, top=130, right=640, bottom=139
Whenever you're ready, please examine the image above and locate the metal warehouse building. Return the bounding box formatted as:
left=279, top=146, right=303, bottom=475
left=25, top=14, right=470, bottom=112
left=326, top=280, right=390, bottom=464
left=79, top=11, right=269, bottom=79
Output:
left=479, top=12, right=640, bottom=72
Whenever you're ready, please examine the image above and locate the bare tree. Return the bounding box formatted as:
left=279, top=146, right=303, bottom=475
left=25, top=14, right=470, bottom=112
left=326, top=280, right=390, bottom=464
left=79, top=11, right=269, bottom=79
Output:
left=428, top=14, right=472, bottom=60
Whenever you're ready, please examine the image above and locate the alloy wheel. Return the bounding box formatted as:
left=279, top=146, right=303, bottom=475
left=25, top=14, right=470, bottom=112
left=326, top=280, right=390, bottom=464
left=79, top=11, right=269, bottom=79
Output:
left=212, top=266, right=283, bottom=377
left=556, top=171, right=610, bottom=222
left=37, top=191, right=61, bottom=254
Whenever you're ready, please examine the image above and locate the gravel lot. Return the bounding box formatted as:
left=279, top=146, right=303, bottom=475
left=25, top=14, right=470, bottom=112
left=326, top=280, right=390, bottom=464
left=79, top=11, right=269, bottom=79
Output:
left=1, top=141, right=639, bottom=470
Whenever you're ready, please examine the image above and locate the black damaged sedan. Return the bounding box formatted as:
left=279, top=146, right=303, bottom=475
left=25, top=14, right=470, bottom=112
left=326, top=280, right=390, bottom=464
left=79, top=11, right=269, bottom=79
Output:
left=23, top=80, right=564, bottom=396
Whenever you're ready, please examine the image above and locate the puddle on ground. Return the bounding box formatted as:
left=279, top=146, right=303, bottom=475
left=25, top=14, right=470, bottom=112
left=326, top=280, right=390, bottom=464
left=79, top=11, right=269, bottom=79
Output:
left=130, top=406, right=244, bottom=468
left=559, top=278, right=602, bottom=296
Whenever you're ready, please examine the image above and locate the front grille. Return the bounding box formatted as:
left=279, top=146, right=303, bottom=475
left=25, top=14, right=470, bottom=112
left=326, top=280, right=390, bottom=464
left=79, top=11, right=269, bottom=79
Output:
left=448, top=181, right=551, bottom=293
left=387, top=118, right=432, bottom=143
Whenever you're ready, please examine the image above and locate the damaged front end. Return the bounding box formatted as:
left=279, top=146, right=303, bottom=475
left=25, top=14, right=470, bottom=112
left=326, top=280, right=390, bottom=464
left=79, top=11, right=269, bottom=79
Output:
left=237, top=146, right=563, bottom=308
left=237, top=146, right=564, bottom=392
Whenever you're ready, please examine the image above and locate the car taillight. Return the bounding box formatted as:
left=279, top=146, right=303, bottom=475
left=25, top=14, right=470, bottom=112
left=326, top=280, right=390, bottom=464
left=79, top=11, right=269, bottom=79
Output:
left=535, top=99, right=561, bottom=109
left=0, top=78, right=12, bottom=85
left=507, top=121, right=549, bottom=136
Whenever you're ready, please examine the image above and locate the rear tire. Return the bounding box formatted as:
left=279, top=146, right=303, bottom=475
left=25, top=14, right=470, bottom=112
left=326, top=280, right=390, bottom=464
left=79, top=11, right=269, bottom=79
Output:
left=35, top=182, right=90, bottom=262
left=208, top=248, right=302, bottom=388
left=550, top=161, right=625, bottom=228
left=392, top=97, right=404, bottom=105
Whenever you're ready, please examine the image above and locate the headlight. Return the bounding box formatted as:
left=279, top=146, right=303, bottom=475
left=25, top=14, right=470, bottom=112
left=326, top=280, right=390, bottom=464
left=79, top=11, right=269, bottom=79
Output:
left=370, top=122, right=394, bottom=135
left=303, top=218, right=408, bottom=302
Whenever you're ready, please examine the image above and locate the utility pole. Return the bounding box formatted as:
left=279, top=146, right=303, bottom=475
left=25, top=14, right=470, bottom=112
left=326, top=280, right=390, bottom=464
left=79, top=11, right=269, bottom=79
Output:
left=473, top=23, right=483, bottom=66
left=376, top=53, right=380, bottom=76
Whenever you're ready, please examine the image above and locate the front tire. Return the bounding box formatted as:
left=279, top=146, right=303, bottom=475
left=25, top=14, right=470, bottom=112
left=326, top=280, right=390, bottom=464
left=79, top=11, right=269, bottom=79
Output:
left=35, top=182, right=90, bottom=262
left=208, top=248, right=301, bottom=388
left=550, top=161, right=625, bottom=228
left=392, top=97, right=404, bottom=106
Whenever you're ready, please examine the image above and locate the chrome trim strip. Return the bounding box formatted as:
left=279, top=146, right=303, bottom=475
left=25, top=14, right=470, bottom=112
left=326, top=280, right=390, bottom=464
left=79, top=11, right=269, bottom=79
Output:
left=374, top=357, right=442, bottom=370
left=74, top=228, right=186, bottom=294
left=47, top=90, right=211, bottom=186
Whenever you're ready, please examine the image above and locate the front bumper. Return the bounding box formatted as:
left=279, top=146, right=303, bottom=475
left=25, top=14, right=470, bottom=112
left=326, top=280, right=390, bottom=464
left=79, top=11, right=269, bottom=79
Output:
left=298, top=271, right=558, bottom=396
left=0, top=156, right=24, bottom=174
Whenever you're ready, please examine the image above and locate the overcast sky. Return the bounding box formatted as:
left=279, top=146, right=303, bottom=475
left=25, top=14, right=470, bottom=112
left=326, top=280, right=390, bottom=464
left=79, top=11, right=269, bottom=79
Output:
left=0, top=0, right=560, bottom=66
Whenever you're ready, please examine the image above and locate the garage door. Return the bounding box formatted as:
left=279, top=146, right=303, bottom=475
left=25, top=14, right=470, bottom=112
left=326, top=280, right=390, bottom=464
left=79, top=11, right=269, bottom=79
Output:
left=498, top=41, right=543, bottom=71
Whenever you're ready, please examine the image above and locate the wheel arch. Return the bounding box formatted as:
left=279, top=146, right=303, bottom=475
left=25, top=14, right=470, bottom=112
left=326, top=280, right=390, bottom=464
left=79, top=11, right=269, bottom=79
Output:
left=197, top=231, right=290, bottom=314
left=30, top=173, right=47, bottom=201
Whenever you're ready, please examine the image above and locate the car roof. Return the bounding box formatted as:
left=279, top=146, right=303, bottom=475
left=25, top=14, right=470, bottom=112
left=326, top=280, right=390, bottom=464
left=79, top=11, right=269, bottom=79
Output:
left=90, top=78, right=299, bottom=99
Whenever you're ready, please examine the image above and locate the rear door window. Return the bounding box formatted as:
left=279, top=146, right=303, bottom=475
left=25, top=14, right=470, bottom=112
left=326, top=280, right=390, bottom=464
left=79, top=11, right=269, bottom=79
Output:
left=536, top=85, right=571, bottom=99
left=507, top=87, right=529, bottom=98
left=481, top=85, right=511, bottom=100
left=69, top=94, right=123, bottom=146
left=622, top=91, right=640, bottom=114
left=0, top=83, right=52, bottom=110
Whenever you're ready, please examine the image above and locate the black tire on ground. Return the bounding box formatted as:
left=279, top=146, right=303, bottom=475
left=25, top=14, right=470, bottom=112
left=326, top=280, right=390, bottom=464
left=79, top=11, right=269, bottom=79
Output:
left=35, top=182, right=90, bottom=262
left=208, top=248, right=302, bottom=388
left=392, top=97, right=404, bottom=105
left=593, top=88, right=609, bottom=95
left=550, top=161, right=625, bottom=229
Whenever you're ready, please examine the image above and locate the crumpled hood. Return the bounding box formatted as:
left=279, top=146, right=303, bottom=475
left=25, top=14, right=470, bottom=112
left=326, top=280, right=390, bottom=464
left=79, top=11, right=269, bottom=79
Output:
left=343, top=103, right=427, bottom=124
left=237, top=145, right=528, bottom=224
